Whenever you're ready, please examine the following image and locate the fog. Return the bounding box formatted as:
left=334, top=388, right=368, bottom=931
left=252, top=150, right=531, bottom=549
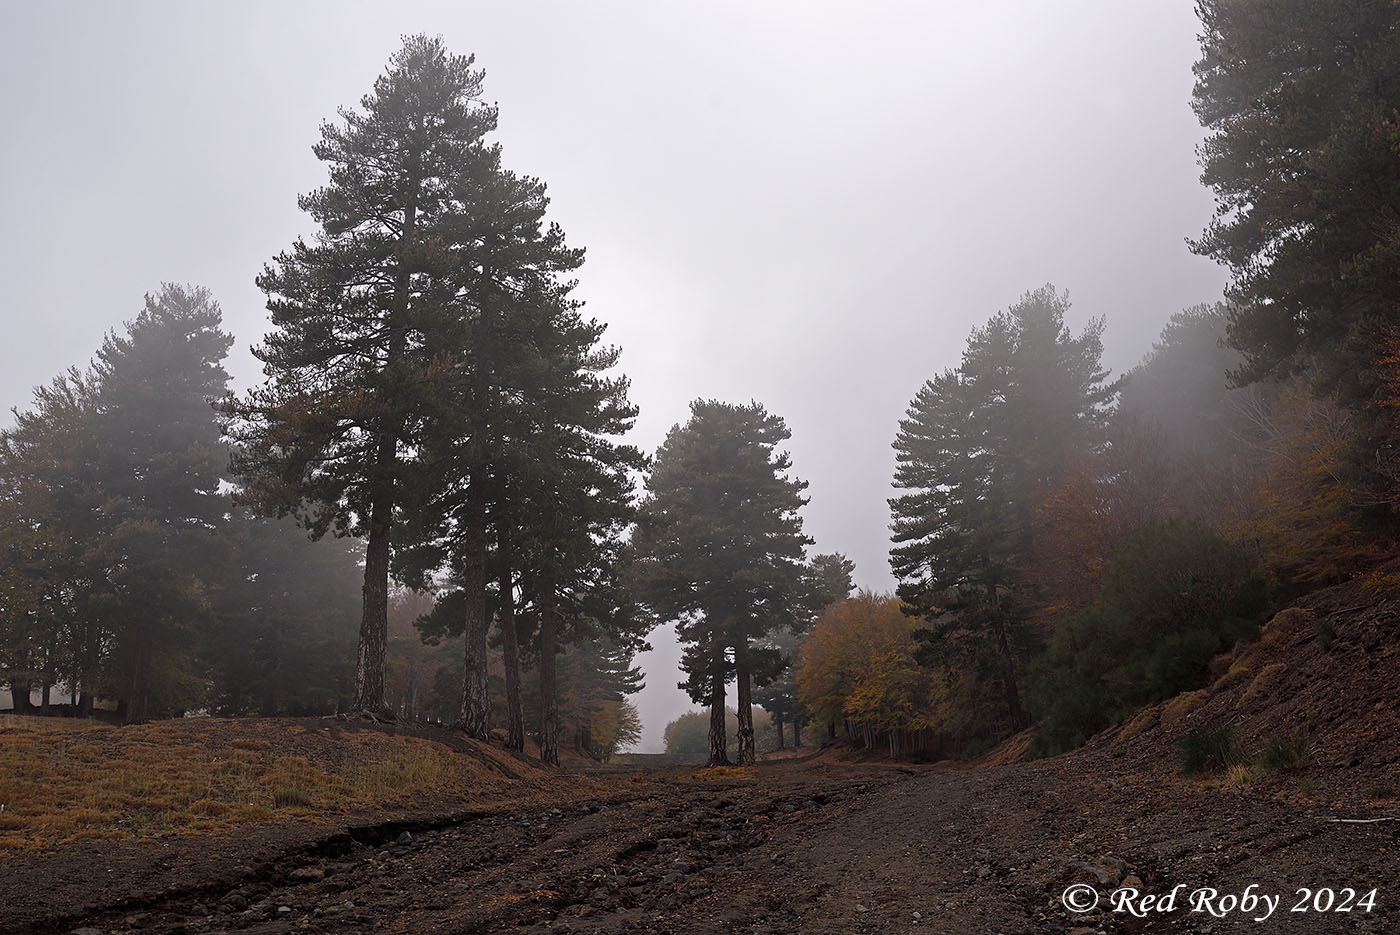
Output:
left=0, top=2, right=1227, bottom=749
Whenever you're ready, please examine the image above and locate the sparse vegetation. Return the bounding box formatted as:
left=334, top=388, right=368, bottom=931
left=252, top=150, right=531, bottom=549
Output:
left=1179, top=723, right=1239, bottom=775
left=0, top=718, right=513, bottom=855
left=1258, top=733, right=1313, bottom=771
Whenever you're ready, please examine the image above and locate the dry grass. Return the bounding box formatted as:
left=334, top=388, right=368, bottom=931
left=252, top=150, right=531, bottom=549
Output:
left=0, top=716, right=503, bottom=856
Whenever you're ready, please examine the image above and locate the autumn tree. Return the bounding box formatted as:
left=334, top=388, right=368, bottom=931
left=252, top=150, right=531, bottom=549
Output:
left=635, top=400, right=812, bottom=766
left=890, top=286, right=1117, bottom=732
left=796, top=593, right=941, bottom=757
left=752, top=552, right=855, bottom=748
left=227, top=36, right=502, bottom=716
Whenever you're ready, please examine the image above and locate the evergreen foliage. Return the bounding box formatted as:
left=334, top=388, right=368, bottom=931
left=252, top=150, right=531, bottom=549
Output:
left=1028, top=520, right=1269, bottom=755
left=635, top=400, right=812, bottom=766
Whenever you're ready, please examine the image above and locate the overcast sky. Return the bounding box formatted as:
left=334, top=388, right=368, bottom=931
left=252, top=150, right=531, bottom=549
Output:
left=0, top=1, right=1227, bottom=750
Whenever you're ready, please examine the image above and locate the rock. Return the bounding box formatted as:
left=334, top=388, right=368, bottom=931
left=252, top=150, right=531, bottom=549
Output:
left=396, top=831, right=413, bottom=846
left=72, top=929, right=103, bottom=935
left=189, top=902, right=209, bottom=917
left=219, top=894, right=249, bottom=913
left=277, top=906, right=293, bottom=914
left=855, top=903, right=869, bottom=913
left=670, top=860, right=693, bottom=874
left=289, top=867, right=325, bottom=882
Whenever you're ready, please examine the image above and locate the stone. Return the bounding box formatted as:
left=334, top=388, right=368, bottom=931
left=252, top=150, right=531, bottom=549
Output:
left=289, top=867, right=325, bottom=882
left=396, top=831, right=413, bottom=846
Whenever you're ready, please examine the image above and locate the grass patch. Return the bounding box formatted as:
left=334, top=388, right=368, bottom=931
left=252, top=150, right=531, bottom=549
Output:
left=1226, top=764, right=1260, bottom=787
left=1178, top=723, right=1238, bottom=775
left=0, top=717, right=502, bottom=856
left=1258, top=733, right=1312, bottom=771
left=690, top=765, right=756, bottom=781
left=1365, top=779, right=1396, bottom=800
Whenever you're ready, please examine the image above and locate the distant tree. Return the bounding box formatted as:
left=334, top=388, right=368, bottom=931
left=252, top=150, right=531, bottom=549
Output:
left=752, top=552, right=855, bottom=748
left=226, top=37, right=502, bottom=717
left=890, top=286, right=1117, bottom=732
left=635, top=400, right=812, bottom=766
left=204, top=510, right=362, bottom=716
left=796, top=593, right=940, bottom=757
left=1192, top=0, right=1400, bottom=400
left=88, top=285, right=233, bottom=723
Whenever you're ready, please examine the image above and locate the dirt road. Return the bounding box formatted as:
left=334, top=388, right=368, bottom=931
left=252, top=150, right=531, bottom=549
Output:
left=17, top=750, right=1399, bottom=935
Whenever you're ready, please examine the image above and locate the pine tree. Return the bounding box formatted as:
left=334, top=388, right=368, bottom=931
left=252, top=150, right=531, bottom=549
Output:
left=1192, top=0, right=1400, bottom=398
left=227, top=37, right=503, bottom=716
left=890, top=286, right=1116, bottom=732
left=88, top=285, right=233, bottom=722
left=635, top=400, right=812, bottom=766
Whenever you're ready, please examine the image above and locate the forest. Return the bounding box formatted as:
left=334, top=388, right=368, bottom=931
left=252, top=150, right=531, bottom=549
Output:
left=6, top=0, right=1400, bottom=777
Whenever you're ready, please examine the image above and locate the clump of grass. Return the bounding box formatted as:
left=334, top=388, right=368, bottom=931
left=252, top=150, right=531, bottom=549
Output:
left=1365, top=779, right=1396, bottom=800
left=1314, top=617, right=1336, bottom=651
left=1258, top=733, right=1312, bottom=771
left=1298, top=775, right=1321, bottom=796
left=273, top=787, right=313, bottom=808
left=1179, top=723, right=1239, bottom=775
left=1226, top=764, right=1259, bottom=787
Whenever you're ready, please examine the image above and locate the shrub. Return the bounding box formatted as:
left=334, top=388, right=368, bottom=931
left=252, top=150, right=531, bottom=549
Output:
left=1259, top=733, right=1312, bottom=771
left=1179, top=723, right=1238, bottom=775
left=1030, top=521, right=1268, bottom=754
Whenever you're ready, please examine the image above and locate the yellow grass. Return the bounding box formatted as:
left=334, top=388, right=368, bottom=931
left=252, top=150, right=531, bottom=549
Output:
left=0, top=716, right=499, bottom=856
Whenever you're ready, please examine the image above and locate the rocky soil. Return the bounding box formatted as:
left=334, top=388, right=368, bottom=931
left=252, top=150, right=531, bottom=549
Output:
left=8, top=745, right=1395, bottom=935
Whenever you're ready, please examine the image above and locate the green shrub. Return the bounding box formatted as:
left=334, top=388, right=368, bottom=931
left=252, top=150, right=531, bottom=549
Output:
left=1179, top=723, right=1238, bottom=775
left=1315, top=617, right=1336, bottom=651
left=1030, top=521, right=1269, bottom=755
left=1259, top=733, right=1312, bottom=770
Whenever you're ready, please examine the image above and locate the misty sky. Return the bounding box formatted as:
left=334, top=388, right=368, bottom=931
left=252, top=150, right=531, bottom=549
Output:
left=0, top=2, right=1228, bottom=750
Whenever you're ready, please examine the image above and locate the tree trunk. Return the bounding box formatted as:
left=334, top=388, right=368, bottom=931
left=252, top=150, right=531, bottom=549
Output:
left=793, top=721, right=802, bottom=748
left=9, top=679, right=33, bottom=715
left=353, top=505, right=391, bottom=714
left=123, top=635, right=152, bottom=725
left=734, top=641, right=756, bottom=766
left=351, top=183, right=418, bottom=717
left=996, top=626, right=1027, bottom=730
left=496, top=530, right=525, bottom=752
left=774, top=716, right=785, bottom=751
left=707, top=645, right=729, bottom=766
left=539, top=571, right=560, bottom=766
left=457, top=473, right=491, bottom=740
left=827, top=721, right=836, bottom=741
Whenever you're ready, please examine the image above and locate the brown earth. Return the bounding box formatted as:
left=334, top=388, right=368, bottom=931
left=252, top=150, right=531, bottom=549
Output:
left=7, top=575, right=1400, bottom=934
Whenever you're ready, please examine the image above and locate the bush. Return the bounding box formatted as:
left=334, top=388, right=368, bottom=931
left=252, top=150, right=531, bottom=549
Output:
left=1179, top=723, right=1238, bottom=775
left=1258, top=733, right=1312, bottom=770
left=1030, top=521, right=1268, bottom=754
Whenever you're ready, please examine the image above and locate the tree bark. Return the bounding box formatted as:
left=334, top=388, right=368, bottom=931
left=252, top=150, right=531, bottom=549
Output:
left=123, top=635, right=152, bottom=725
left=9, top=679, right=33, bottom=715
left=774, top=716, right=785, bottom=751
left=793, top=721, right=802, bottom=748
left=496, top=529, right=525, bottom=752
left=707, top=644, right=729, bottom=766
left=539, top=570, right=560, bottom=766
left=996, top=626, right=1027, bottom=730
left=353, top=506, right=391, bottom=714
left=734, top=641, right=756, bottom=766
left=457, top=471, right=490, bottom=739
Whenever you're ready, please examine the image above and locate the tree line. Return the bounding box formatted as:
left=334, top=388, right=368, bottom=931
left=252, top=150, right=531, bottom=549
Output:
left=9, top=4, right=1400, bottom=766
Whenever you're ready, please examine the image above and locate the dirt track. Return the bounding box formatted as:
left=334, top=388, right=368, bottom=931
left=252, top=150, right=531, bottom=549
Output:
left=15, top=747, right=1398, bottom=935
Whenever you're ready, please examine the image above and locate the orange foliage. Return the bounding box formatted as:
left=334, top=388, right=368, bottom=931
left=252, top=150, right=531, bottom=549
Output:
left=1222, top=382, right=1377, bottom=585
left=795, top=593, right=942, bottom=740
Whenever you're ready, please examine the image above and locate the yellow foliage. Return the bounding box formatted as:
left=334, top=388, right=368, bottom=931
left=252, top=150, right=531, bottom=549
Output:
left=796, top=593, right=944, bottom=737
